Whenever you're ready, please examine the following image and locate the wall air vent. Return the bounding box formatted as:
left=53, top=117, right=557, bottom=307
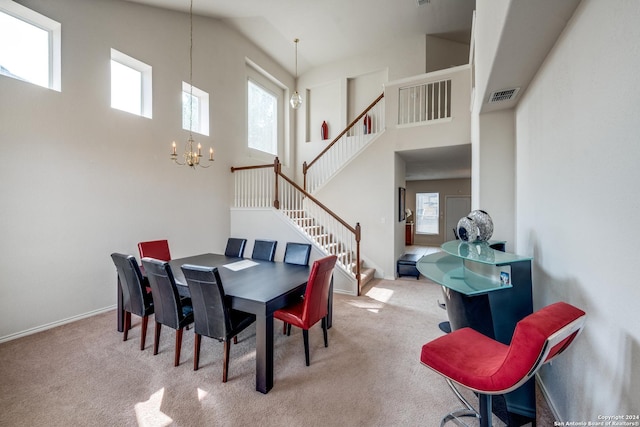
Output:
left=417, top=0, right=430, bottom=5
left=488, top=87, right=520, bottom=103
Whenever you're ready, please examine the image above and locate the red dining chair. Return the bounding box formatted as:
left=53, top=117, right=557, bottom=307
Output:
left=274, top=255, right=337, bottom=366
left=138, top=240, right=171, bottom=261
left=420, top=301, right=586, bottom=427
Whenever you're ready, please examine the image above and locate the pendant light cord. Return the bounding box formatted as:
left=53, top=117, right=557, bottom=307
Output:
left=189, top=0, right=194, bottom=139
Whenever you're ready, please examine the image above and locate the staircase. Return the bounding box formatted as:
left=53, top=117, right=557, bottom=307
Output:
left=283, top=207, right=375, bottom=291
left=231, top=94, right=385, bottom=295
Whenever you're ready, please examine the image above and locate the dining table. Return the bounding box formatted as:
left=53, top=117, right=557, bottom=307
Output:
left=116, top=253, right=333, bottom=394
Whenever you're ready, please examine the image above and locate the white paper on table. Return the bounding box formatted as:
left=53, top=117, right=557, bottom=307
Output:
left=223, top=259, right=259, bottom=271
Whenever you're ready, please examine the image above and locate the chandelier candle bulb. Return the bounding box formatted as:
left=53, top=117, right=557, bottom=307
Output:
left=209, top=147, right=214, bottom=161
left=172, top=141, right=177, bottom=156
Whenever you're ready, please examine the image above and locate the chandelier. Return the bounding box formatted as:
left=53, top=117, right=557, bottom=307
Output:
left=171, top=0, right=214, bottom=168
left=289, top=38, right=303, bottom=110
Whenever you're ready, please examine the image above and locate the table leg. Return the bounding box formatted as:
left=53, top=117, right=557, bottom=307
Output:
left=255, top=314, right=274, bottom=394
left=117, top=276, right=124, bottom=332
left=327, top=278, right=333, bottom=329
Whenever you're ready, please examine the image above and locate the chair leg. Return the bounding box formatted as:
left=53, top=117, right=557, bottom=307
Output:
left=233, top=335, right=238, bottom=344
left=193, top=334, right=202, bottom=371
left=287, top=324, right=292, bottom=336
left=153, top=322, right=161, bottom=355
left=303, top=329, right=310, bottom=366
left=282, top=322, right=287, bottom=335
left=123, top=312, right=131, bottom=341
left=322, top=317, right=328, bottom=347
left=140, top=315, right=149, bottom=350
left=479, top=394, right=492, bottom=427
left=174, top=328, right=184, bottom=367
left=222, top=340, right=230, bottom=383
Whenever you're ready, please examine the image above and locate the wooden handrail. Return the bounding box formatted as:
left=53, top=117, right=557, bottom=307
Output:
left=303, top=92, right=384, bottom=175
left=230, top=157, right=362, bottom=295
left=277, top=163, right=358, bottom=236
left=230, top=163, right=272, bottom=173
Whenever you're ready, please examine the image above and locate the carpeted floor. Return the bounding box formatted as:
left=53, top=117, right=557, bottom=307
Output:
left=0, top=277, right=554, bottom=426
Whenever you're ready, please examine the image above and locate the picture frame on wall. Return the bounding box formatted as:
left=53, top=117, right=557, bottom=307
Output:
left=399, top=187, right=406, bottom=222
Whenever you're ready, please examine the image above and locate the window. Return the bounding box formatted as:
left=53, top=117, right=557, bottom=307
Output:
left=0, top=2, right=61, bottom=91
left=248, top=79, right=278, bottom=155
left=416, top=192, right=439, bottom=234
left=110, top=49, right=152, bottom=118
left=182, top=82, right=209, bottom=136
left=246, top=61, right=284, bottom=158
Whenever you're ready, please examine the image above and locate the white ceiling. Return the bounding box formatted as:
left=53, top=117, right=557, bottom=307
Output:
left=123, top=0, right=582, bottom=182
left=124, top=0, right=476, bottom=76
left=123, top=0, right=477, bottom=181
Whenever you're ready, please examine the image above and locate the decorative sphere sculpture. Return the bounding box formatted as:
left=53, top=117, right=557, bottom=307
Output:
left=467, top=209, right=494, bottom=242
left=457, top=216, right=480, bottom=243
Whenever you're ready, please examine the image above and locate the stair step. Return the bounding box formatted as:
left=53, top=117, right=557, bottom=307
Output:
left=359, top=267, right=375, bottom=288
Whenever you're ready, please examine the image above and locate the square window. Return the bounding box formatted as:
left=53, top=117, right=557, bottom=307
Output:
left=110, top=49, right=152, bottom=118
left=0, top=3, right=61, bottom=91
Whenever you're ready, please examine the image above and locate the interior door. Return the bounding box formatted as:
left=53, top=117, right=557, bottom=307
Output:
left=445, top=196, right=471, bottom=241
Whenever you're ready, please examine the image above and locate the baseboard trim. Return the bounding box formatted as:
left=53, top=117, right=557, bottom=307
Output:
left=0, top=305, right=116, bottom=344
left=536, top=374, right=562, bottom=422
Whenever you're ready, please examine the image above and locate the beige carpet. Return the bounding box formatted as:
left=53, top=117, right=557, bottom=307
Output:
left=0, top=277, right=552, bottom=426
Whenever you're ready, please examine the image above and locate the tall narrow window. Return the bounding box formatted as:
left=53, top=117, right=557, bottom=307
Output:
left=0, top=3, right=61, bottom=91
left=248, top=79, right=278, bottom=156
left=110, top=49, right=152, bottom=118
left=182, top=82, right=209, bottom=136
left=416, top=192, right=439, bottom=234
left=246, top=61, right=285, bottom=159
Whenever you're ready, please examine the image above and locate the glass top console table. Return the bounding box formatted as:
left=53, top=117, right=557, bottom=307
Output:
left=417, top=240, right=532, bottom=296
left=417, top=240, right=536, bottom=423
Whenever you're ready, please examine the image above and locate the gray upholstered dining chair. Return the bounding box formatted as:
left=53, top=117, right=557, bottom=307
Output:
left=251, top=239, right=277, bottom=262
left=283, top=242, right=311, bottom=266
left=224, top=238, right=247, bottom=258
left=111, top=253, right=154, bottom=350
left=141, top=257, right=194, bottom=367
left=181, top=264, right=256, bottom=382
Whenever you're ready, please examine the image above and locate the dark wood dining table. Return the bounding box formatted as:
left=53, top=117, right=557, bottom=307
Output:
left=116, top=253, right=332, bottom=394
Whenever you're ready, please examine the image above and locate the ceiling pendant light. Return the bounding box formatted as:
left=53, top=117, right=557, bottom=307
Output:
left=289, top=38, right=303, bottom=110
left=171, top=0, right=213, bottom=169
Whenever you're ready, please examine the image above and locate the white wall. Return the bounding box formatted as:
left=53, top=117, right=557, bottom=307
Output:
left=515, top=0, right=640, bottom=419
left=0, top=0, right=294, bottom=340
left=294, top=35, right=427, bottom=183
left=425, top=35, right=470, bottom=73
left=475, top=110, right=515, bottom=249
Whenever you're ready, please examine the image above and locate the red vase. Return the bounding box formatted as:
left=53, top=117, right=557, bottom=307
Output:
left=363, top=114, right=372, bottom=134
left=321, top=121, right=328, bottom=140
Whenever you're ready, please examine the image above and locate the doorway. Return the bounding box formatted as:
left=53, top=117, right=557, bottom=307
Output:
left=444, top=195, right=471, bottom=242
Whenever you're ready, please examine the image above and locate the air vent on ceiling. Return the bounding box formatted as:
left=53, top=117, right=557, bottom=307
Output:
left=488, top=87, right=520, bottom=103
left=417, top=0, right=430, bottom=5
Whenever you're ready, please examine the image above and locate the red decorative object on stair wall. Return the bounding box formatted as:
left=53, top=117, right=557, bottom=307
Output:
left=363, top=114, right=372, bottom=134
left=321, top=121, right=328, bottom=140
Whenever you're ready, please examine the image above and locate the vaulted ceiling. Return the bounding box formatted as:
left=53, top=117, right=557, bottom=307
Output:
left=124, top=0, right=476, bottom=75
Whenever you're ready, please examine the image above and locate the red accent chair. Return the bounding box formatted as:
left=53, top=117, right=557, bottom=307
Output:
left=420, top=301, right=586, bottom=427
left=138, top=240, right=171, bottom=261
left=274, top=255, right=337, bottom=366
